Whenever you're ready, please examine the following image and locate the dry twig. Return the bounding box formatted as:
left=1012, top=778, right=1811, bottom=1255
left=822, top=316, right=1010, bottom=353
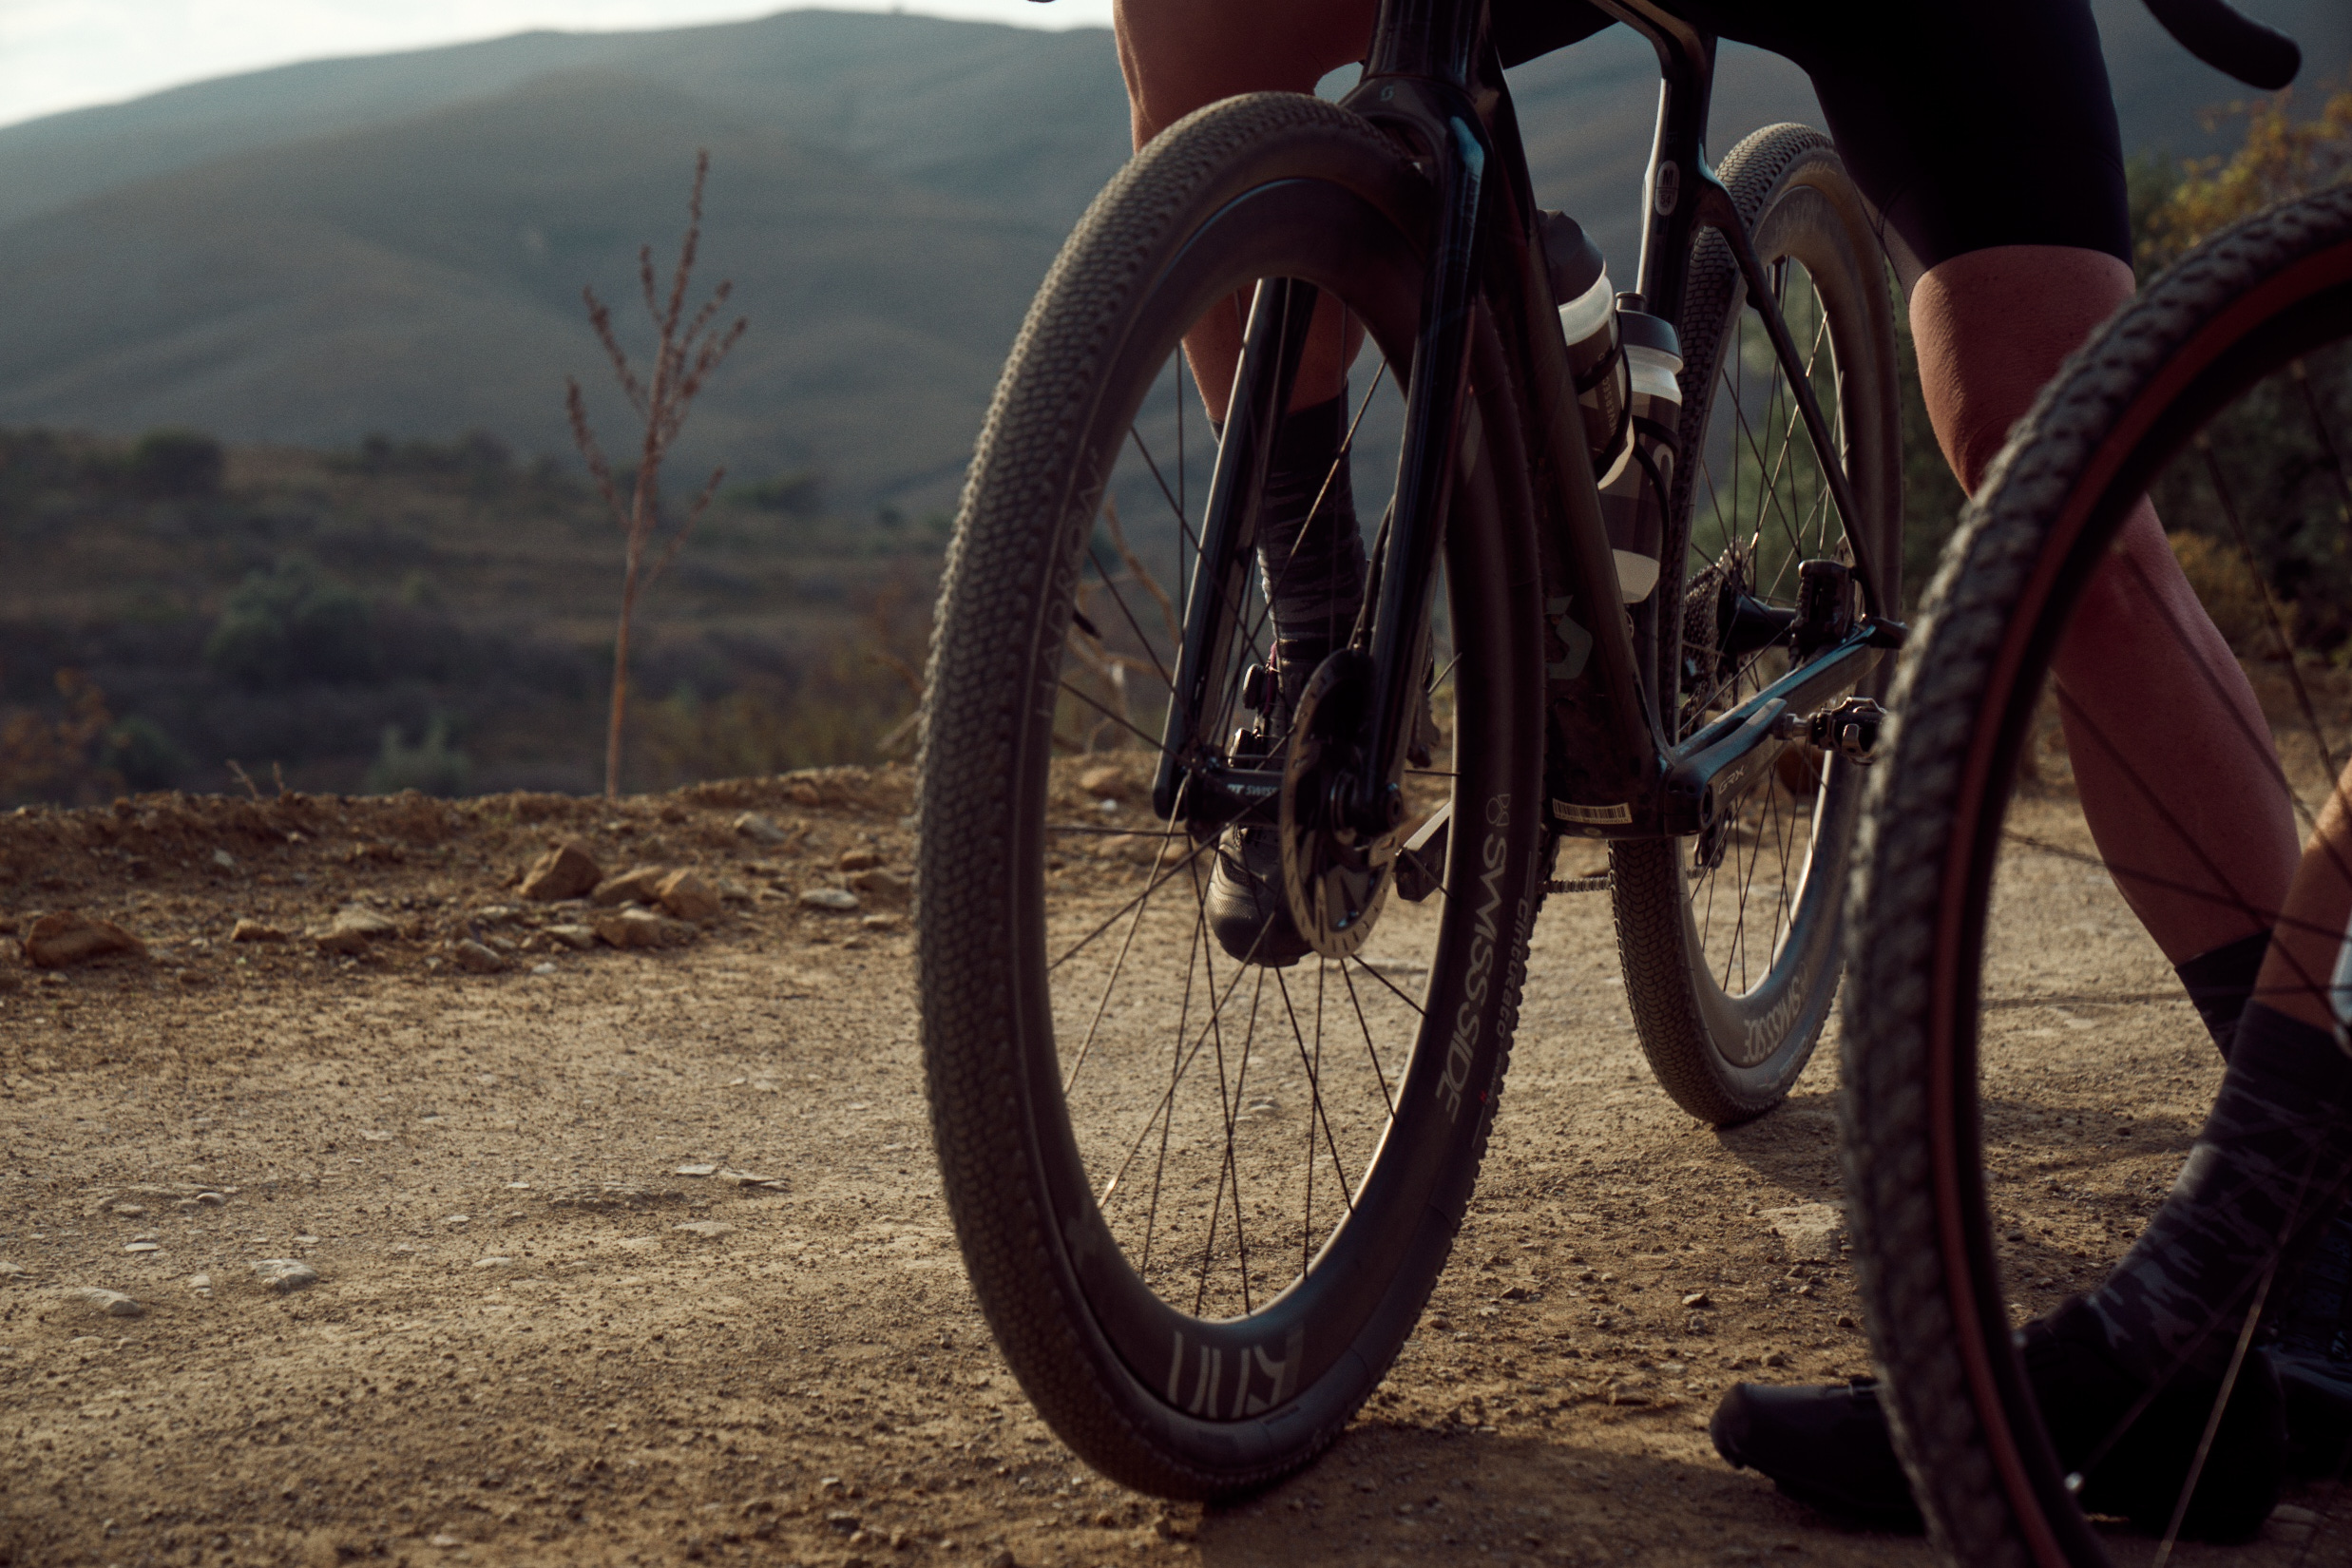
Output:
left=566, top=148, right=750, bottom=798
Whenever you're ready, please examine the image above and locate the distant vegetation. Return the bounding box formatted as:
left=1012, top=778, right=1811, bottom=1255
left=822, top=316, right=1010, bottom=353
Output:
left=0, top=425, right=942, bottom=807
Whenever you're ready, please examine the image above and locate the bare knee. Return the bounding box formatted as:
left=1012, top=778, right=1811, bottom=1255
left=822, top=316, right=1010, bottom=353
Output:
left=1115, top=0, right=1373, bottom=147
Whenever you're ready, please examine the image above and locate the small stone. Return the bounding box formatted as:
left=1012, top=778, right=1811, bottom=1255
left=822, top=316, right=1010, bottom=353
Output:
left=196, top=1192, right=226, bottom=1207
left=591, top=907, right=696, bottom=948
left=25, top=911, right=144, bottom=968
left=252, top=1259, right=318, bottom=1292
left=111, top=1203, right=148, bottom=1218
left=845, top=867, right=911, bottom=908
left=673, top=1220, right=736, bottom=1238
left=230, top=918, right=286, bottom=944
left=984, top=1550, right=1019, bottom=1568
left=716, top=1169, right=778, bottom=1187
left=798, top=888, right=859, bottom=912
left=654, top=868, right=722, bottom=923
left=837, top=849, right=881, bottom=871
left=448, top=939, right=507, bottom=974
left=473, top=1256, right=513, bottom=1269
left=545, top=925, right=598, bottom=951
left=186, top=1273, right=211, bottom=1291
left=734, top=812, right=787, bottom=844
left=1078, top=764, right=1128, bottom=798
left=123, top=1242, right=161, bottom=1254
left=675, top=1163, right=718, bottom=1177
left=211, top=848, right=237, bottom=870
left=311, top=908, right=396, bottom=955
left=1762, top=1203, right=1845, bottom=1263
left=520, top=841, right=602, bottom=902
left=590, top=866, right=670, bottom=907
left=66, top=1287, right=143, bottom=1317
left=428, top=1535, right=462, bottom=1549
left=1761, top=1350, right=1790, bottom=1368
left=1682, top=1291, right=1712, bottom=1309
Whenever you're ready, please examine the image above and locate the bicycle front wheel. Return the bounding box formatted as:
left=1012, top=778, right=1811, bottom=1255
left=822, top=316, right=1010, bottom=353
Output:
left=917, top=92, right=1547, bottom=1498
left=1613, top=123, right=1903, bottom=1124
left=1844, top=184, right=2352, bottom=1565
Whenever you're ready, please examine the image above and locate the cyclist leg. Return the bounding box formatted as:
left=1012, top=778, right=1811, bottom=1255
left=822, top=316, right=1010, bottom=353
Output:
left=1705, top=0, right=2314, bottom=1532
left=1912, top=248, right=2301, bottom=975
left=1114, top=0, right=1372, bottom=417
left=1113, top=0, right=1380, bottom=963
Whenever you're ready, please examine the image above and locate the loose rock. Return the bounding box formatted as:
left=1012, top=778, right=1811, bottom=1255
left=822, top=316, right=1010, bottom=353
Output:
left=654, top=868, right=722, bottom=924
left=1079, top=763, right=1129, bottom=798
left=590, top=866, right=670, bottom=907
left=448, top=939, right=507, bottom=974
left=734, top=812, right=787, bottom=844
left=230, top=918, right=286, bottom=944
left=845, top=868, right=911, bottom=908
left=673, top=1220, right=736, bottom=1239
left=65, top=1287, right=143, bottom=1317
left=799, top=888, right=859, bottom=912
left=311, top=908, right=396, bottom=956
left=519, top=841, right=602, bottom=902
left=544, top=925, right=598, bottom=951
left=591, top=908, right=696, bottom=949
left=26, top=911, right=144, bottom=969
left=252, top=1259, right=319, bottom=1293
left=1762, top=1203, right=1845, bottom=1263
left=837, top=849, right=881, bottom=871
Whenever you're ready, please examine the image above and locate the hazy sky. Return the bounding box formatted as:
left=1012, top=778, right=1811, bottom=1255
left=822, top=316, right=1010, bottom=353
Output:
left=1, top=0, right=1116, bottom=128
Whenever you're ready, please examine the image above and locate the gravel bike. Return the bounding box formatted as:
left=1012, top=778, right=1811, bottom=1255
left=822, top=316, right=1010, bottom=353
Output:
left=1840, top=84, right=2351, bottom=1568
left=918, top=0, right=1911, bottom=1495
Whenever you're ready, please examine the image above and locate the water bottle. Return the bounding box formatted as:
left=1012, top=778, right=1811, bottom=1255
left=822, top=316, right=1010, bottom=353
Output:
left=1596, top=296, right=1682, bottom=603
left=1543, top=212, right=1627, bottom=469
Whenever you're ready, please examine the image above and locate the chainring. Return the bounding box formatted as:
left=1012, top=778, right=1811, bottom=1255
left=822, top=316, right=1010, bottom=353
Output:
left=1279, top=649, right=1392, bottom=961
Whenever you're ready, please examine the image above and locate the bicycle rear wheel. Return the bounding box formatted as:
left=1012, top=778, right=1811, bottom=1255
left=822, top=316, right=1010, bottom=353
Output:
left=1844, top=184, right=2352, bottom=1565
left=1613, top=123, right=1903, bottom=1124
left=918, top=92, right=1546, bottom=1498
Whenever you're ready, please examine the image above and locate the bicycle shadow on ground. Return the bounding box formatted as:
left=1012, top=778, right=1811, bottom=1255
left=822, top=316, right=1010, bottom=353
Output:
left=1189, top=1419, right=1936, bottom=1567
left=1190, top=1422, right=2347, bottom=1567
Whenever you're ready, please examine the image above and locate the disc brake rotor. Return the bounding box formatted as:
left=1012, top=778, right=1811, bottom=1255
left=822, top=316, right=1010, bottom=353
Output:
left=1280, top=649, right=1392, bottom=960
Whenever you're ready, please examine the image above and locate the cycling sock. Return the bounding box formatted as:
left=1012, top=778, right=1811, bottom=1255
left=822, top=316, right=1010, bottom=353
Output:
left=2173, top=927, right=2273, bottom=1060
left=1252, top=393, right=1366, bottom=649
left=2088, top=1002, right=2352, bottom=1385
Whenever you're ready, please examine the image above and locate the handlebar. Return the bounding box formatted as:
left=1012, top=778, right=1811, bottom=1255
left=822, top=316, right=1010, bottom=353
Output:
left=2142, top=0, right=2300, bottom=90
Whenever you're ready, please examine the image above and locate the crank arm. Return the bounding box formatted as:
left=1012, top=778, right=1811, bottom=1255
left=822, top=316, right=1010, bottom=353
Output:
left=1660, top=618, right=1903, bottom=835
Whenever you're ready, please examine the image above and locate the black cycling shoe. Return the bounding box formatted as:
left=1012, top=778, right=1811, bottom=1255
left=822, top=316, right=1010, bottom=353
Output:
left=1204, top=826, right=1312, bottom=967
left=1710, top=1379, right=1922, bottom=1531
left=1711, top=1297, right=2286, bottom=1541
left=1203, top=638, right=1332, bottom=968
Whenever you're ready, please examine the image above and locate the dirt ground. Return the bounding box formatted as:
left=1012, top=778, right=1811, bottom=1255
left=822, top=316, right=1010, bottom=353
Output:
left=1, top=767, right=2344, bottom=1568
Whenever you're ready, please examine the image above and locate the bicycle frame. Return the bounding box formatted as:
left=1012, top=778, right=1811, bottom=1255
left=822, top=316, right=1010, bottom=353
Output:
left=1150, top=0, right=1903, bottom=850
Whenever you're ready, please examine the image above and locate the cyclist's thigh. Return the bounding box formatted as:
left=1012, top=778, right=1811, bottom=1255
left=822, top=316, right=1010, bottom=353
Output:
left=1698, top=0, right=2132, bottom=288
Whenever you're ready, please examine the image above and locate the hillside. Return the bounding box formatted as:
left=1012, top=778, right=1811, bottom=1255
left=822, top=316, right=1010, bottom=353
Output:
left=0, top=427, right=938, bottom=802
left=0, top=3, right=2341, bottom=513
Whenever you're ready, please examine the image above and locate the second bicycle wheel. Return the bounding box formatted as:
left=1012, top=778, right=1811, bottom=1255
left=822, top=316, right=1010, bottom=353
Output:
left=1844, top=184, right=2352, bottom=1565
left=1612, top=123, right=1903, bottom=1123
left=918, top=92, right=1547, bottom=1497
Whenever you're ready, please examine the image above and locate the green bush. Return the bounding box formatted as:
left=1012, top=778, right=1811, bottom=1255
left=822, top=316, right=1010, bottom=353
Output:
left=129, top=428, right=224, bottom=499
left=103, top=716, right=188, bottom=792
left=365, top=717, right=472, bottom=797
left=204, top=557, right=377, bottom=687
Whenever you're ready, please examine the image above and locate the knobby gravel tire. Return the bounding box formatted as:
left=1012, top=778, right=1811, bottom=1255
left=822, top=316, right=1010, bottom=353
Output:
left=916, top=92, right=1548, bottom=1499
left=1613, top=124, right=1903, bottom=1125
left=1841, top=184, right=2352, bottom=1567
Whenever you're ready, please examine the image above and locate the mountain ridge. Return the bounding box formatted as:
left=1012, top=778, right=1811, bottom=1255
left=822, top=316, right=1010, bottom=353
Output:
left=1, top=2, right=2342, bottom=510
